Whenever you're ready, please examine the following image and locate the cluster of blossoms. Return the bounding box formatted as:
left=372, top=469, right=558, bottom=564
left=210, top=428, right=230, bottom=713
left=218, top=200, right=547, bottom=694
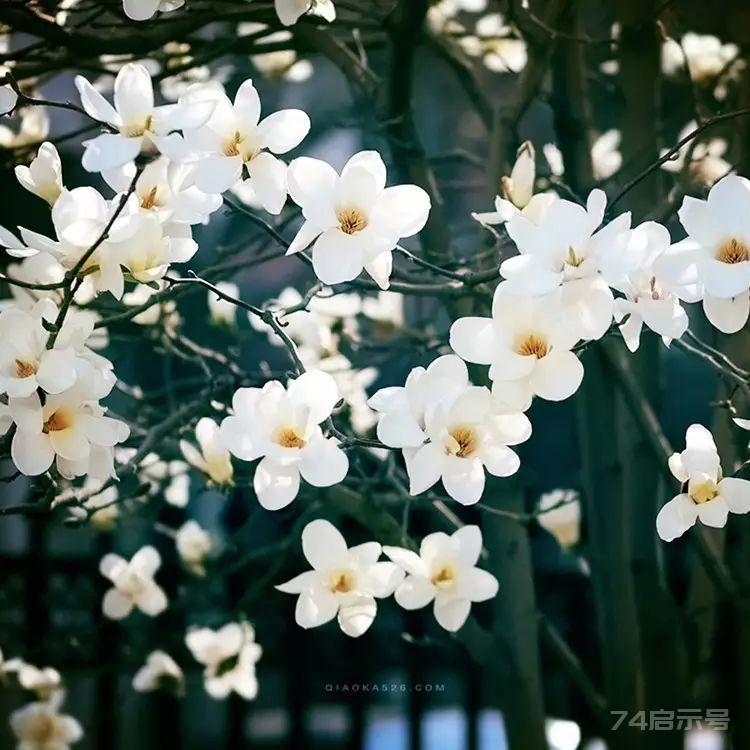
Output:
left=277, top=520, right=498, bottom=636
left=4, top=9, right=750, bottom=733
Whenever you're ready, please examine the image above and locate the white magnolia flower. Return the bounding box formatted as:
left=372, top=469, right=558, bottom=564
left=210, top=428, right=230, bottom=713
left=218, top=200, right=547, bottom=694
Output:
left=0, top=107, right=48, bottom=149
left=219, top=371, right=349, bottom=510
left=10, top=698, right=82, bottom=750
left=185, top=622, right=262, bottom=700
left=15, top=142, right=63, bottom=205
left=104, top=157, right=222, bottom=226
left=660, top=121, right=731, bottom=189
left=600, top=221, right=689, bottom=352
left=383, top=525, right=498, bottom=632
left=132, top=651, right=185, bottom=695
left=57, top=479, right=120, bottom=530
left=128, top=451, right=190, bottom=506
left=656, top=424, right=750, bottom=541
left=240, top=25, right=314, bottom=83
left=450, top=284, right=583, bottom=409
left=286, top=151, right=431, bottom=289
left=276, top=519, right=404, bottom=637
left=10, top=370, right=129, bottom=479
left=15, top=663, right=62, bottom=701
left=275, top=0, right=336, bottom=26
left=75, top=63, right=210, bottom=172
left=3, top=253, right=66, bottom=311
left=20, top=186, right=130, bottom=299
left=662, top=33, right=738, bottom=84
left=655, top=175, right=750, bottom=334
left=207, top=282, right=240, bottom=326
left=503, top=188, right=631, bottom=340
left=111, top=213, right=197, bottom=285
left=405, top=385, right=531, bottom=504
left=100, top=546, right=168, bottom=619
left=368, top=354, right=469, bottom=448
left=536, top=490, right=581, bottom=549
left=361, top=291, right=404, bottom=328
left=473, top=141, right=556, bottom=226
left=0, top=304, right=78, bottom=398
left=461, top=14, right=527, bottom=73
left=249, top=287, right=361, bottom=356
left=123, top=0, right=185, bottom=22
left=181, top=80, right=310, bottom=212
left=175, top=520, right=214, bottom=576
left=591, top=129, right=622, bottom=181
left=180, top=417, right=234, bottom=485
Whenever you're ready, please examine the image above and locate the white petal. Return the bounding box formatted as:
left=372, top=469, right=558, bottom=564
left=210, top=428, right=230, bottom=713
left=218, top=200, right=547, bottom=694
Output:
left=11, top=431, right=54, bottom=476
left=442, top=457, right=485, bottom=505
left=376, top=409, right=425, bottom=448
left=131, top=545, right=162, bottom=576
left=36, top=349, right=77, bottom=394
left=298, top=437, right=349, bottom=487
left=233, top=79, right=262, bottom=128
left=123, top=0, right=160, bottom=21
left=103, top=589, right=134, bottom=619
left=246, top=152, right=288, bottom=215
left=302, top=518, right=349, bottom=570
left=287, top=156, right=338, bottom=212
left=219, top=414, right=264, bottom=462
left=258, top=109, right=311, bottom=154
left=463, top=568, right=499, bottom=602
left=311, top=230, right=365, bottom=285
left=364, top=562, right=404, bottom=598
left=452, top=525, right=483, bottom=566
left=295, top=589, right=339, bottom=628
left=529, top=350, right=584, bottom=401
left=75, top=75, right=120, bottom=125
left=114, top=64, right=154, bottom=125
left=253, top=457, right=300, bottom=510
left=338, top=596, right=377, bottom=637
left=703, top=292, right=750, bottom=334
left=407, top=443, right=443, bottom=495
left=695, top=497, right=729, bottom=528
left=656, top=494, right=699, bottom=542
left=449, top=316, right=496, bottom=365
left=82, top=134, right=141, bottom=173
left=382, top=546, right=428, bottom=577
left=394, top=576, right=436, bottom=609
left=718, top=477, right=750, bottom=514
left=288, top=369, right=340, bottom=423
left=433, top=597, right=471, bottom=632
left=480, top=444, right=520, bottom=477
left=193, top=155, right=242, bottom=195
left=276, top=570, right=319, bottom=594
left=371, top=185, right=431, bottom=238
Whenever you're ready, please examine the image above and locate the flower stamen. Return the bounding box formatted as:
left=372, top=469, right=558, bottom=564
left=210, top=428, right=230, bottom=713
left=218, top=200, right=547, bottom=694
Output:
left=337, top=207, right=368, bottom=235
left=274, top=426, right=307, bottom=449
left=716, top=238, right=749, bottom=265
left=14, top=358, right=38, bottom=378
left=445, top=426, right=479, bottom=458
left=515, top=333, right=549, bottom=358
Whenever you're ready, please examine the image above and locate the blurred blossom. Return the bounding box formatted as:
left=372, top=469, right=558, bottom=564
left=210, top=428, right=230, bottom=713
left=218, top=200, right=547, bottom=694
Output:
left=0, top=106, right=49, bottom=148
left=180, top=417, right=234, bottom=486
left=546, top=718, right=581, bottom=750
left=460, top=14, right=527, bottom=74
left=537, top=490, right=582, bottom=549
left=240, top=24, right=314, bottom=83
left=662, top=33, right=739, bottom=85
left=175, top=520, right=214, bottom=576
left=660, top=121, right=731, bottom=188
left=133, top=650, right=185, bottom=695
left=591, top=129, right=622, bottom=181
left=208, top=282, right=240, bottom=327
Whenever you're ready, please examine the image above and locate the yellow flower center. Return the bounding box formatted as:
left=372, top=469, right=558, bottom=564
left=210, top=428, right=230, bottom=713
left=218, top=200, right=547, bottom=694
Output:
left=445, top=426, right=479, bottom=458
left=140, top=186, right=160, bottom=210
left=431, top=562, right=457, bottom=590
left=690, top=479, right=719, bottom=504
left=337, top=207, right=368, bottom=235
left=273, top=426, right=307, bottom=449
left=223, top=130, right=244, bottom=157
left=716, top=238, right=749, bottom=265
left=121, top=114, right=153, bottom=138
left=43, top=408, right=73, bottom=434
left=566, top=246, right=584, bottom=268
left=14, top=358, right=38, bottom=378
left=515, top=332, right=550, bottom=358
left=25, top=714, right=58, bottom=743
left=328, top=568, right=357, bottom=594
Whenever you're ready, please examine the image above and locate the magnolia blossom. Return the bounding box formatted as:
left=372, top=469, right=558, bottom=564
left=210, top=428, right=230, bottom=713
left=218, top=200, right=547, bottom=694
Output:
left=123, top=0, right=185, bottom=21
left=0, top=107, right=49, bottom=149
left=180, top=417, right=234, bottom=485
left=247, top=28, right=313, bottom=83
left=503, top=188, right=631, bottom=340
left=9, top=369, right=129, bottom=479
left=10, top=697, right=82, bottom=750
left=0, top=83, right=17, bottom=115
left=175, top=520, right=214, bottom=576
left=275, top=0, right=336, bottom=26
left=655, top=175, right=750, bottom=334
left=450, top=284, right=583, bottom=409
left=660, top=122, right=731, bottom=189
left=15, top=663, right=62, bottom=701
left=15, top=142, right=63, bottom=205
left=591, top=129, right=622, bottom=181
left=656, top=424, right=750, bottom=542
left=208, top=282, right=240, bottom=326
left=286, top=151, right=431, bottom=289
left=0, top=304, right=78, bottom=398
left=181, top=80, right=310, bottom=212
left=473, top=141, right=555, bottom=226
left=536, top=490, right=582, bottom=549
left=276, top=519, right=404, bottom=637
left=219, top=371, right=349, bottom=510
left=461, top=14, right=528, bottom=73
left=404, top=385, right=531, bottom=504
left=601, top=221, right=689, bottom=352
left=75, top=63, right=210, bottom=172
left=99, top=546, right=168, bottom=619
left=662, top=33, right=738, bottom=85
left=383, top=526, right=498, bottom=632
left=105, top=157, right=222, bottom=226
left=132, top=651, right=185, bottom=695
left=368, top=354, right=469, bottom=448
left=185, top=622, right=262, bottom=699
